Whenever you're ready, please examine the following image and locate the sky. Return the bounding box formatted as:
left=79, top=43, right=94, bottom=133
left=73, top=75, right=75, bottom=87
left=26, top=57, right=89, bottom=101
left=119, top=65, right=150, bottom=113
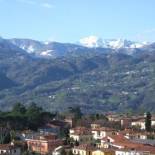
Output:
left=0, top=0, right=155, bottom=43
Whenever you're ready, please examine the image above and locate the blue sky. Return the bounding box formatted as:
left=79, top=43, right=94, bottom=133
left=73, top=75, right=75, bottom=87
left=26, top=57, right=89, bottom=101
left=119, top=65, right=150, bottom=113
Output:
left=0, top=0, right=155, bottom=42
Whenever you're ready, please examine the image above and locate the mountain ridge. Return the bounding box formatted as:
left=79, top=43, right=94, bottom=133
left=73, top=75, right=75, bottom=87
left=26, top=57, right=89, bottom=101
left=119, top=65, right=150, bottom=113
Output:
left=0, top=37, right=155, bottom=113
left=6, top=37, right=153, bottom=58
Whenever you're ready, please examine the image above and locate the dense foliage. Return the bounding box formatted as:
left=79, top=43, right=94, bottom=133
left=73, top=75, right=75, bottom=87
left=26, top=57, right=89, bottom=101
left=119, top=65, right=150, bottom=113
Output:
left=0, top=103, right=55, bottom=130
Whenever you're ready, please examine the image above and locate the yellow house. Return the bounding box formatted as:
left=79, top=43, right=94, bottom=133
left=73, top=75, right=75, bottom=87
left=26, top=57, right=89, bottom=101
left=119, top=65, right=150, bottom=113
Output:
left=72, top=144, right=94, bottom=155
left=92, top=149, right=114, bottom=155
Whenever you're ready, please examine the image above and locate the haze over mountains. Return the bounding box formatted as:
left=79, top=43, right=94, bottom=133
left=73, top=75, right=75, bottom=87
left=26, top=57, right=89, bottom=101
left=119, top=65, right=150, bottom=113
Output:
left=0, top=36, right=155, bottom=113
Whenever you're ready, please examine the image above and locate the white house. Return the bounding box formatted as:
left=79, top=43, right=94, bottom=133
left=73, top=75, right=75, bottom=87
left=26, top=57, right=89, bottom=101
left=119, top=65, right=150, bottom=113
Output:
left=91, top=127, right=116, bottom=140
left=69, top=127, right=93, bottom=143
left=131, top=118, right=155, bottom=130
left=115, top=149, right=149, bottom=155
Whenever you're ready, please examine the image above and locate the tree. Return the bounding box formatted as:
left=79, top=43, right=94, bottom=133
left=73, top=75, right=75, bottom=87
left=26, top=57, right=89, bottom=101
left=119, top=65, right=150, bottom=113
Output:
left=96, top=114, right=100, bottom=120
left=68, top=106, right=83, bottom=120
left=0, top=128, right=11, bottom=144
left=74, top=140, right=79, bottom=146
left=26, top=103, right=43, bottom=130
left=12, top=103, right=26, bottom=115
left=145, top=112, right=152, bottom=132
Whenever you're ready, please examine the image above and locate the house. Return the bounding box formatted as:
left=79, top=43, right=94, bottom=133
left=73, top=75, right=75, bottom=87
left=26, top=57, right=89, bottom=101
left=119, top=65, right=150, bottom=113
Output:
left=120, top=118, right=132, bottom=128
left=17, top=130, right=40, bottom=141
left=40, top=120, right=69, bottom=136
left=70, top=127, right=93, bottom=143
left=131, top=118, right=146, bottom=130
left=115, top=149, right=149, bottom=155
left=101, top=133, right=155, bottom=154
left=0, top=143, right=21, bottom=155
left=120, top=129, right=147, bottom=140
left=38, top=125, right=60, bottom=135
left=91, top=123, right=101, bottom=129
left=92, top=149, right=114, bottom=155
left=131, top=117, right=155, bottom=130
left=115, top=146, right=155, bottom=155
left=72, top=144, right=94, bottom=155
left=101, top=134, right=143, bottom=149
left=91, top=120, right=106, bottom=129
left=151, top=116, right=155, bottom=128
left=91, top=127, right=116, bottom=140
left=26, top=134, right=63, bottom=155
left=106, top=114, right=122, bottom=122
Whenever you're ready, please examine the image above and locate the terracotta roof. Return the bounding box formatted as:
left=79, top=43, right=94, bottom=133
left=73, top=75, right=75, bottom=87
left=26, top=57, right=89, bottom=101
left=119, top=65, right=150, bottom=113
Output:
left=70, top=131, right=91, bottom=135
left=120, top=129, right=155, bottom=135
left=102, top=134, right=155, bottom=151
left=70, top=127, right=91, bottom=135
left=106, top=134, right=127, bottom=141
left=92, top=127, right=115, bottom=132
left=132, top=117, right=145, bottom=122
left=40, top=134, right=57, bottom=140
left=137, top=145, right=155, bottom=154
left=73, top=144, right=95, bottom=150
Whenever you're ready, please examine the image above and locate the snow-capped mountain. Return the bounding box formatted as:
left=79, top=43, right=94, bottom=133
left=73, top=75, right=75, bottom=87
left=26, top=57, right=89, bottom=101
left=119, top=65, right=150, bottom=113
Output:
left=8, top=39, right=46, bottom=54
left=79, top=36, right=150, bottom=49
left=0, top=37, right=25, bottom=52
left=2, top=36, right=152, bottom=59
left=8, top=38, right=88, bottom=58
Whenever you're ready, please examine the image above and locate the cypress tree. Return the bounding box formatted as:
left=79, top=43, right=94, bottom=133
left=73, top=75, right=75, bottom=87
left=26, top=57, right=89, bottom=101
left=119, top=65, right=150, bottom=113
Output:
left=145, top=112, right=152, bottom=132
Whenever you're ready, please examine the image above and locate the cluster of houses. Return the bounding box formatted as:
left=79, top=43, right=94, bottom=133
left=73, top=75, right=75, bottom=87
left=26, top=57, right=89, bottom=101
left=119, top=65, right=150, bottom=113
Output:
left=0, top=113, right=155, bottom=155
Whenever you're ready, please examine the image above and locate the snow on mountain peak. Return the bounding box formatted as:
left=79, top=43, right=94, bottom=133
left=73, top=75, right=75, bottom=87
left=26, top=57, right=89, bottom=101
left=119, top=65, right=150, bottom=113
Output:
left=40, top=50, right=54, bottom=57
left=79, top=36, right=149, bottom=49
left=79, top=36, right=103, bottom=48
left=44, top=41, right=52, bottom=45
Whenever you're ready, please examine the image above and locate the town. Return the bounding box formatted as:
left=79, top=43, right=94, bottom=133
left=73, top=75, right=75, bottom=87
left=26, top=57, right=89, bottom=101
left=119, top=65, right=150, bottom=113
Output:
left=0, top=103, right=155, bottom=155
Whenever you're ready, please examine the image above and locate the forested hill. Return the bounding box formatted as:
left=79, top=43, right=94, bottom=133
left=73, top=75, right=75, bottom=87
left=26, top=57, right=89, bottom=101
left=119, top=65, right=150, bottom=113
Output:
left=0, top=39, right=155, bottom=113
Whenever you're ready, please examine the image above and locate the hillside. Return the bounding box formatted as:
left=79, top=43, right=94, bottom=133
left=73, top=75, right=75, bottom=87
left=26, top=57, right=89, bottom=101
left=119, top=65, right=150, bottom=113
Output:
left=0, top=38, right=155, bottom=113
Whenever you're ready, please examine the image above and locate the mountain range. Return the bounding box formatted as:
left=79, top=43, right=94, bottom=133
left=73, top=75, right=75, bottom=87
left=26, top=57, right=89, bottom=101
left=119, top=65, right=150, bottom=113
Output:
left=79, top=36, right=149, bottom=49
left=0, top=36, right=155, bottom=113
left=7, top=37, right=151, bottom=58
